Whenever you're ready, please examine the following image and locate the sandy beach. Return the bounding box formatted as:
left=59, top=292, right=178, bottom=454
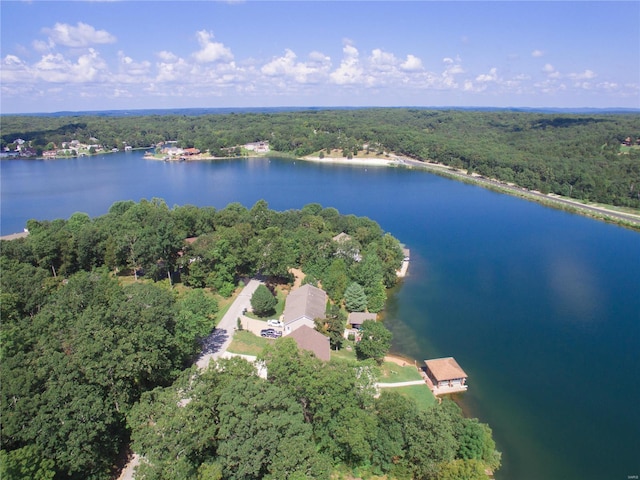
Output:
left=302, top=155, right=402, bottom=167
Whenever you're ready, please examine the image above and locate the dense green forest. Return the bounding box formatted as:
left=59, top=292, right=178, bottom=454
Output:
left=2, top=108, right=639, bottom=207
left=1, top=200, right=500, bottom=479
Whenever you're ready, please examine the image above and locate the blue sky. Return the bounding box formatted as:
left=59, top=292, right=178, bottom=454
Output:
left=1, top=1, right=638, bottom=113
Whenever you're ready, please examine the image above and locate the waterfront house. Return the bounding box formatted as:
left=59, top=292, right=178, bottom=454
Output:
left=244, top=141, right=270, bottom=153
left=283, top=284, right=327, bottom=334
left=344, top=311, right=377, bottom=340
left=347, top=312, right=377, bottom=329
left=424, top=357, right=468, bottom=394
left=332, top=232, right=362, bottom=262
left=287, top=325, right=331, bottom=361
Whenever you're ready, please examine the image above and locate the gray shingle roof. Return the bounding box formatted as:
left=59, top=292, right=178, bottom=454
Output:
left=348, top=312, right=377, bottom=326
left=288, top=325, right=331, bottom=361
left=283, top=284, right=327, bottom=326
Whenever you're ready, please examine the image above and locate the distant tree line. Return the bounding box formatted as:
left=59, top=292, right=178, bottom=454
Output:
left=2, top=108, right=639, bottom=207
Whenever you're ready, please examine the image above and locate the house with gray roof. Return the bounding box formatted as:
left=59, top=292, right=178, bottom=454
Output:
left=282, top=284, right=327, bottom=334
left=347, top=312, right=377, bottom=329
left=288, top=325, right=331, bottom=361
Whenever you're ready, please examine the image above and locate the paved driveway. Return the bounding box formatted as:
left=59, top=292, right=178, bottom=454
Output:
left=196, top=279, right=263, bottom=369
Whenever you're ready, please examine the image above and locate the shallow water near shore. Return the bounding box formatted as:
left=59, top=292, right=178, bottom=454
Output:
left=2, top=152, right=639, bottom=479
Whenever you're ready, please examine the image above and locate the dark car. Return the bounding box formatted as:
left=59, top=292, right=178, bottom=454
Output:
left=260, top=329, right=281, bottom=338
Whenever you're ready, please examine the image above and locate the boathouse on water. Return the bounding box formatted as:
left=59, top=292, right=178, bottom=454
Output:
left=424, top=357, right=468, bottom=394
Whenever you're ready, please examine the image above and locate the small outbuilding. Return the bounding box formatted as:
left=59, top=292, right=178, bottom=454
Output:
left=424, top=357, right=468, bottom=393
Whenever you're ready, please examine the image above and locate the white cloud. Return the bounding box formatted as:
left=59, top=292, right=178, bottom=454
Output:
left=42, top=22, right=116, bottom=47
left=476, top=67, right=499, bottom=83
left=543, top=63, right=561, bottom=78
left=369, top=48, right=397, bottom=72
left=33, top=39, right=53, bottom=53
left=1, top=55, right=32, bottom=84
left=441, top=56, right=464, bottom=88
left=33, top=48, right=108, bottom=83
left=118, top=51, right=151, bottom=78
left=157, top=51, right=178, bottom=62
left=192, top=30, right=233, bottom=63
left=569, top=69, right=596, bottom=80
left=330, top=43, right=363, bottom=85
left=156, top=55, right=191, bottom=82
left=532, top=49, right=544, bottom=57
left=261, top=48, right=328, bottom=83
left=3, top=55, right=23, bottom=66
left=401, top=54, right=423, bottom=72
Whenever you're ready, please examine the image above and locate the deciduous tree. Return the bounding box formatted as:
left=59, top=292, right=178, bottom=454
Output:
left=355, top=319, right=392, bottom=363
left=250, top=284, right=277, bottom=317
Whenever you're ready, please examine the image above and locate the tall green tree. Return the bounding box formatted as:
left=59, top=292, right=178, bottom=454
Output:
left=344, top=282, right=367, bottom=312
left=355, top=320, right=392, bottom=364
left=250, top=284, right=277, bottom=317
left=315, top=305, right=346, bottom=350
left=175, top=289, right=219, bottom=361
left=322, top=258, right=349, bottom=302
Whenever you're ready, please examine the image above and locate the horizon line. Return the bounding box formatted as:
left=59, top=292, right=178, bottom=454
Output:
left=2, top=105, right=639, bottom=116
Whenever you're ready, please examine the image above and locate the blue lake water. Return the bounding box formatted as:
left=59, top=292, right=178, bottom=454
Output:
left=1, top=152, right=639, bottom=479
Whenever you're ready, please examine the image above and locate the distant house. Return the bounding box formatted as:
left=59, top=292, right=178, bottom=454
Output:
left=332, top=232, right=362, bottom=262
left=20, top=148, right=36, bottom=158
left=283, top=284, right=327, bottom=334
left=183, top=148, right=200, bottom=156
left=244, top=141, right=270, bottom=153
left=332, top=232, right=352, bottom=243
left=287, top=325, right=331, bottom=361
left=163, top=146, right=184, bottom=156
left=42, top=150, right=57, bottom=159
left=424, top=357, right=468, bottom=392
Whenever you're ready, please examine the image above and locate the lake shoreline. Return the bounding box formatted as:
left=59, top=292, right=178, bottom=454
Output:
left=296, top=153, right=640, bottom=230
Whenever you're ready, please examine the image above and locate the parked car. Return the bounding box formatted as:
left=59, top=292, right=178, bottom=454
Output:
left=267, top=319, right=283, bottom=328
left=260, top=329, right=282, bottom=338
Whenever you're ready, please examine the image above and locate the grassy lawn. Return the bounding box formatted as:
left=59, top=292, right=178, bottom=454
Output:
left=392, top=384, right=437, bottom=410
left=330, top=344, right=357, bottom=363
left=378, top=362, right=423, bottom=383
left=227, top=330, right=272, bottom=356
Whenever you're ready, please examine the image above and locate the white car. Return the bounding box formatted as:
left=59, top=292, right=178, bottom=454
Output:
left=267, top=319, right=283, bottom=328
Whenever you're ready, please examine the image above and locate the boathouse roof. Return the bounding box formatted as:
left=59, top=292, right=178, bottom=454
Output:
left=424, top=357, right=468, bottom=381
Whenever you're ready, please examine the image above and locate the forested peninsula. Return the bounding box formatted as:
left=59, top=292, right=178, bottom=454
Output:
left=2, top=108, right=640, bottom=212
left=1, top=200, right=501, bottom=480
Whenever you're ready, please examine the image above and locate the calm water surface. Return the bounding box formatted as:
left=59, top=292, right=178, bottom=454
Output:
left=2, top=153, right=639, bottom=479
